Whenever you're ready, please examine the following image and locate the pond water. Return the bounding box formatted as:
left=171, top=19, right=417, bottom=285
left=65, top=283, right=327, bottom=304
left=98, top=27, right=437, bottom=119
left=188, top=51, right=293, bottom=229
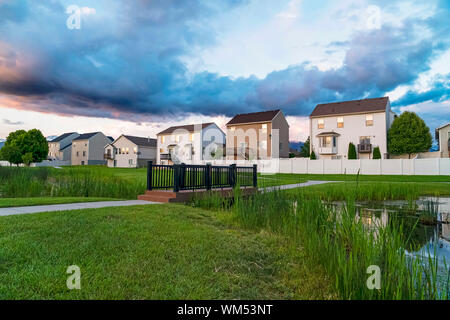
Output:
left=352, top=197, right=450, bottom=296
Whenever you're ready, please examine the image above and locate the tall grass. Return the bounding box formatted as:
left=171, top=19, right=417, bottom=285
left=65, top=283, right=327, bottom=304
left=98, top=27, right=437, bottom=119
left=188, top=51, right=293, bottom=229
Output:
left=194, top=187, right=448, bottom=299
left=0, top=166, right=145, bottom=199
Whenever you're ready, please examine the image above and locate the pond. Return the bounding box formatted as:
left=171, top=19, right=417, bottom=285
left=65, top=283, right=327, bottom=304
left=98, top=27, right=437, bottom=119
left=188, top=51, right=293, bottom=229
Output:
left=350, top=197, right=450, bottom=297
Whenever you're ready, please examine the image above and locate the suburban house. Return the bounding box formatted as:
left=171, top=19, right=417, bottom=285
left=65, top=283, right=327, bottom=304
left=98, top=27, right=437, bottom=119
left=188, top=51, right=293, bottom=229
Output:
left=71, top=132, right=113, bottom=165
left=309, top=97, right=396, bottom=159
left=436, top=123, right=450, bottom=158
left=105, top=135, right=157, bottom=168
left=157, top=123, right=225, bottom=164
left=225, top=109, right=290, bottom=160
left=48, top=132, right=80, bottom=161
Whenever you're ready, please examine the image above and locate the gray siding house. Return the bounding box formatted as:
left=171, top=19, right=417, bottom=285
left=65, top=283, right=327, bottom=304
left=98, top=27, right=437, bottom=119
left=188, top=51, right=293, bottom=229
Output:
left=48, top=132, right=80, bottom=161
left=71, top=132, right=113, bottom=165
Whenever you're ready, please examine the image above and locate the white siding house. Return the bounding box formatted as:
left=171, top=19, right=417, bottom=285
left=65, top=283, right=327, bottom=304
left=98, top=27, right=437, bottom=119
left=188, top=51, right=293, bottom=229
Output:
left=105, top=135, right=157, bottom=168
left=157, top=123, right=225, bottom=164
left=309, top=97, right=395, bottom=159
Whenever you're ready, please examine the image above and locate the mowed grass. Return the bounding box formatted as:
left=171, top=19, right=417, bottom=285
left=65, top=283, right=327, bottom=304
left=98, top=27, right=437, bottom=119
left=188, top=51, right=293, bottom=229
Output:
left=0, top=197, right=121, bottom=208
left=0, top=204, right=335, bottom=300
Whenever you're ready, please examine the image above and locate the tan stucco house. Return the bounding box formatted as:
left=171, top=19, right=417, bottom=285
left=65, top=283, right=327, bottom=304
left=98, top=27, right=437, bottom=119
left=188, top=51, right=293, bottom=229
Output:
left=48, top=132, right=80, bottom=161
left=309, top=97, right=396, bottom=159
left=105, top=135, right=157, bottom=168
left=71, top=132, right=113, bottom=165
left=226, top=109, right=289, bottom=160
left=436, top=123, right=450, bottom=158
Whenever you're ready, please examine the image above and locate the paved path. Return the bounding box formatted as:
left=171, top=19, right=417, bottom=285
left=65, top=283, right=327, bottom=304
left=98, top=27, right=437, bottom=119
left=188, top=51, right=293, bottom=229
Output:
left=0, top=200, right=159, bottom=217
left=260, top=180, right=339, bottom=192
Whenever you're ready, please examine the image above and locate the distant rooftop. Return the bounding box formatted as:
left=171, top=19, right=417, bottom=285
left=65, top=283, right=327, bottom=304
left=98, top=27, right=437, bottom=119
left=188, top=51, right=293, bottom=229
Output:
left=310, top=97, right=389, bottom=118
left=122, top=135, right=157, bottom=147
left=50, top=132, right=78, bottom=143
left=73, top=132, right=101, bottom=141
left=226, top=109, right=280, bottom=126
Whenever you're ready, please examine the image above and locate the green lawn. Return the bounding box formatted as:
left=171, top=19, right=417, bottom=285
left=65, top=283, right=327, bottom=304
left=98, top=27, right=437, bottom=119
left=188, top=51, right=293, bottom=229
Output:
left=0, top=204, right=335, bottom=299
left=0, top=197, right=120, bottom=208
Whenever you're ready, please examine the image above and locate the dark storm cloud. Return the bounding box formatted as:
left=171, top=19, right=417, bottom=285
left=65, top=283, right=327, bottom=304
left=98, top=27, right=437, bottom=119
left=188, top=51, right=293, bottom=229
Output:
left=0, top=0, right=448, bottom=120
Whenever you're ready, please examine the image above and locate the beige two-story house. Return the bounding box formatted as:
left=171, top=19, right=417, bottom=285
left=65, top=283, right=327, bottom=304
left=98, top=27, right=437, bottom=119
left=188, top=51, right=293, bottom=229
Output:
left=226, top=109, right=289, bottom=160
left=105, top=135, right=157, bottom=168
left=48, top=132, right=80, bottom=161
left=309, top=97, right=396, bottom=159
left=436, top=123, right=450, bottom=158
left=71, top=132, right=113, bottom=165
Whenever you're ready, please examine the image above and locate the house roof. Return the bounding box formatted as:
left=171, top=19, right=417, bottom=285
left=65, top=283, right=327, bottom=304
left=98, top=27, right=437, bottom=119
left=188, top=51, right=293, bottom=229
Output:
left=226, top=109, right=280, bottom=126
left=59, top=143, right=72, bottom=151
left=122, top=135, right=157, bottom=147
left=157, top=123, right=214, bottom=135
left=50, top=132, right=78, bottom=143
left=310, top=97, right=389, bottom=118
left=436, top=122, right=450, bottom=131
left=316, top=131, right=341, bottom=137
left=73, top=132, right=101, bottom=141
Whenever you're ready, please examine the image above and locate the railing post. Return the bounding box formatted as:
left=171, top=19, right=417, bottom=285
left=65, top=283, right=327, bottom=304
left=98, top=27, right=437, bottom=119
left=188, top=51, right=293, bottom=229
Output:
left=180, top=163, right=186, bottom=190
left=229, top=164, right=236, bottom=188
left=206, top=163, right=212, bottom=190
left=147, top=161, right=153, bottom=191
left=253, top=164, right=257, bottom=188
left=173, top=164, right=180, bottom=192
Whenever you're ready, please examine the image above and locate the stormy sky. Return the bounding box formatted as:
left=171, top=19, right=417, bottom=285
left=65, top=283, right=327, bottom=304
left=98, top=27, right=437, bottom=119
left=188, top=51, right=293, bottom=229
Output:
left=0, top=0, right=448, bottom=141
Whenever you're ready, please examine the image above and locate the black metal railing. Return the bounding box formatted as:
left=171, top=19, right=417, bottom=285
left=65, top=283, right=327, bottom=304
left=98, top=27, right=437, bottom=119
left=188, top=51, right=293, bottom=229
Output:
left=147, top=161, right=257, bottom=192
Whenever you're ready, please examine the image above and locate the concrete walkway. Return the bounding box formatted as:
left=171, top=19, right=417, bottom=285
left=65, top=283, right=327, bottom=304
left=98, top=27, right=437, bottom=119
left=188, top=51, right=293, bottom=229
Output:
left=260, top=180, right=339, bottom=192
left=0, top=200, right=159, bottom=217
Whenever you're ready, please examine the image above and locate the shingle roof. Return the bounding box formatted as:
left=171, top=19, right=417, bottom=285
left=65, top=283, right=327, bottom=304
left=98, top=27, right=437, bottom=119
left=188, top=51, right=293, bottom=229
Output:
left=157, top=123, right=214, bottom=135
left=310, top=97, right=389, bottom=118
left=59, top=143, right=72, bottom=151
left=123, top=135, right=157, bottom=147
left=226, top=110, right=280, bottom=126
left=73, top=132, right=101, bottom=141
left=50, top=132, right=78, bottom=143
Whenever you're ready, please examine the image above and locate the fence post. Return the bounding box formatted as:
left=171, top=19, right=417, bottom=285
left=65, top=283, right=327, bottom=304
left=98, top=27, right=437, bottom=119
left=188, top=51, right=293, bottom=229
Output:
left=180, top=163, right=186, bottom=190
left=252, top=164, right=257, bottom=188
left=229, top=164, right=236, bottom=188
left=147, top=161, right=153, bottom=191
left=173, top=164, right=180, bottom=192
left=206, top=163, right=212, bottom=190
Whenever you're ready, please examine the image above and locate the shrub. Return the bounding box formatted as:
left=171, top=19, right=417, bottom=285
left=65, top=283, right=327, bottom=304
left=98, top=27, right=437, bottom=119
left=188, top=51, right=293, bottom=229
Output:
left=373, top=146, right=381, bottom=159
left=348, top=143, right=357, bottom=159
left=310, top=151, right=316, bottom=160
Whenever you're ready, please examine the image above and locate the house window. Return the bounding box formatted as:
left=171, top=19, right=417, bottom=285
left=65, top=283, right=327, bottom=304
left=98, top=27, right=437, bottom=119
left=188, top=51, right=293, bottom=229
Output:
left=366, top=114, right=373, bottom=126
left=360, top=136, right=371, bottom=145
left=320, top=136, right=332, bottom=148
left=337, top=117, right=344, bottom=128
left=160, top=148, right=164, bottom=153
left=318, top=119, right=324, bottom=129
left=189, top=133, right=193, bottom=142
left=129, top=159, right=133, bottom=165
left=160, top=136, right=165, bottom=143
left=333, top=136, right=337, bottom=147
left=133, top=147, right=138, bottom=154
left=126, top=147, right=129, bottom=154
left=259, top=141, right=267, bottom=150
left=76, top=151, right=79, bottom=156
left=229, top=127, right=235, bottom=132
left=261, top=124, right=267, bottom=133
left=279, top=142, right=283, bottom=151
left=82, top=151, right=86, bottom=157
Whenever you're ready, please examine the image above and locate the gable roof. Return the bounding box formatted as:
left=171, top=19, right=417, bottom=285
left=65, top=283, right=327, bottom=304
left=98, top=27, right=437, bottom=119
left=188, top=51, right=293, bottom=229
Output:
left=310, top=97, right=389, bottom=118
left=73, top=132, right=101, bottom=141
left=122, top=135, right=157, bottom=147
left=226, top=109, right=280, bottom=126
left=60, top=143, right=72, bottom=151
left=436, top=123, right=450, bottom=131
left=157, top=123, right=214, bottom=135
left=50, top=132, right=78, bottom=143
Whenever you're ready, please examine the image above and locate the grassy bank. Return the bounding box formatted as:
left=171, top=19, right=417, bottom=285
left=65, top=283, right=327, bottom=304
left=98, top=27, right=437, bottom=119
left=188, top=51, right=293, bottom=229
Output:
left=0, top=204, right=335, bottom=299
left=192, top=189, right=448, bottom=299
left=0, top=197, right=120, bottom=208
left=285, top=181, right=450, bottom=201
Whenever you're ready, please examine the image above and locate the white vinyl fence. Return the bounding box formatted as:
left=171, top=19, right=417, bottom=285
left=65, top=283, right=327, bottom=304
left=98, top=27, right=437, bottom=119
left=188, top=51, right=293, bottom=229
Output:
left=182, top=158, right=450, bottom=175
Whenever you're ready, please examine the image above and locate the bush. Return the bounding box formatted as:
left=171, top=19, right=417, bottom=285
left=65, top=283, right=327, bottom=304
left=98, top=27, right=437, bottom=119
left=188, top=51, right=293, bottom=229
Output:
left=373, top=147, right=381, bottom=159
left=348, top=143, right=357, bottom=159
left=310, top=151, right=316, bottom=160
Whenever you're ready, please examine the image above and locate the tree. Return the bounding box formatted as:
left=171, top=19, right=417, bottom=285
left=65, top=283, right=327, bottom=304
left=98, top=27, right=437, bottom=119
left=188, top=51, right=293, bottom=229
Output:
left=0, top=144, right=22, bottom=165
left=299, top=136, right=310, bottom=158
left=310, top=150, right=317, bottom=160
left=348, top=142, right=357, bottom=159
left=388, top=111, right=432, bottom=159
left=373, top=146, right=381, bottom=159
left=22, top=152, right=34, bottom=167
left=1, top=129, right=49, bottom=165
